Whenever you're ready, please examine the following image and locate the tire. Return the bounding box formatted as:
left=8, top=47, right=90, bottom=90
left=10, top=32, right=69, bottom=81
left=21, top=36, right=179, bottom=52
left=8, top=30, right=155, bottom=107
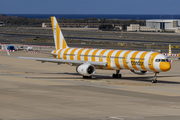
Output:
left=152, top=80, right=157, bottom=83
left=88, top=76, right=92, bottom=78
left=112, top=74, right=116, bottom=78
left=118, top=74, right=122, bottom=78
left=83, top=76, right=92, bottom=79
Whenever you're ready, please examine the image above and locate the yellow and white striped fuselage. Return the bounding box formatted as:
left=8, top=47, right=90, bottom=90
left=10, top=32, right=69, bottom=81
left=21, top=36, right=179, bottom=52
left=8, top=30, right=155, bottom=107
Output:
left=52, top=48, right=171, bottom=73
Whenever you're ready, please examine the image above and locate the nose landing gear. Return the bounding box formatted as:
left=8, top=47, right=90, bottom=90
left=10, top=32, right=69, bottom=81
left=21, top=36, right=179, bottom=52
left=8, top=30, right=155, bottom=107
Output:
left=152, top=72, right=159, bottom=83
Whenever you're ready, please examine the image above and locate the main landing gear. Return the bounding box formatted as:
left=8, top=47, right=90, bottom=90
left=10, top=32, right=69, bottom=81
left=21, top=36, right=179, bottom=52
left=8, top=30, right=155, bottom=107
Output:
left=112, top=70, right=122, bottom=78
left=152, top=72, right=159, bottom=83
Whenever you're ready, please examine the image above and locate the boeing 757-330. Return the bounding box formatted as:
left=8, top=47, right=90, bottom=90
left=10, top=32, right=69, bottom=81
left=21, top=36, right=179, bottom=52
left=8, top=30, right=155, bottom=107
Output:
left=6, top=17, right=171, bottom=83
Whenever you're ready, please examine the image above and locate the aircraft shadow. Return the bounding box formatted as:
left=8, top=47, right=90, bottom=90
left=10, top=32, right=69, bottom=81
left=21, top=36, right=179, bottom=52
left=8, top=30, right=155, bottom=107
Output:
left=31, top=72, right=180, bottom=84
left=121, top=75, right=180, bottom=84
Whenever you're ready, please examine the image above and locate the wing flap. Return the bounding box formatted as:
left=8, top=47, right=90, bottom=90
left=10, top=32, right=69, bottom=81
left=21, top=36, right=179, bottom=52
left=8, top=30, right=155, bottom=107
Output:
left=38, top=51, right=57, bottom=56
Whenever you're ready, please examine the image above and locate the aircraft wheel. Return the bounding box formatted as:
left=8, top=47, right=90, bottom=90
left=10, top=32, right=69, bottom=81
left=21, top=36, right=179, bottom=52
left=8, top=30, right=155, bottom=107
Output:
left=83, top=76, right=92, bottom=79
left=112, top=74, right=121, bottom=78
left=83, top=76, right=87, bottom=78
left=152, top=79, right=157, bottom=83
left=112, top=74, right=116, bottom=78
left=88, top=76, right=92, bottom=78
left=118, top=74, right=122, bottom=78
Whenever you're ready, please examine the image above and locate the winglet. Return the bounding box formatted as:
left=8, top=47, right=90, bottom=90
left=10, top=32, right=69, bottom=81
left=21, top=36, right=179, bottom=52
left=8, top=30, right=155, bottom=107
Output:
left=4, top=45, right=10, bottom=56
left=4, top=45, right=18, bottom=58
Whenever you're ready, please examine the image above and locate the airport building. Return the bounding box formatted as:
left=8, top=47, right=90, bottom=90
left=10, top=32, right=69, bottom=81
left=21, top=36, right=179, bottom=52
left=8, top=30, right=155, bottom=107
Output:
left=146, top=19, right=178, bottom=30
left=127, top=19, right=180, bottom=33
left=127, top=24, right=158, bottom=32
left=127, top=24, right=140, bottom=32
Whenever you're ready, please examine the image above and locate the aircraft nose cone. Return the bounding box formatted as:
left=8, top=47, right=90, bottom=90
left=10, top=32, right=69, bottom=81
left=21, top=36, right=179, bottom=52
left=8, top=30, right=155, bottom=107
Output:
left=159, top=62, right=171, bottom=72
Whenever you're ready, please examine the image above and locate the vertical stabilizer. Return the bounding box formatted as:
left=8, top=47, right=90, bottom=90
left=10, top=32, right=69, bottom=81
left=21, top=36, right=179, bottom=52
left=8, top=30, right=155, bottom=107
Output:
left=51, top=17, right=68, bottom=50
left=168, top=44, right=171, bottom=56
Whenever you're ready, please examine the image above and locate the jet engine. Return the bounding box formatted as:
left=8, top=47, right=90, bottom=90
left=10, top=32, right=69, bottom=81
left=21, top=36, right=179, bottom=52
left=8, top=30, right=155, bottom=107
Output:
left=131, top=70, right=148, bottom=75
left=76, top=63, right=95, bottom=76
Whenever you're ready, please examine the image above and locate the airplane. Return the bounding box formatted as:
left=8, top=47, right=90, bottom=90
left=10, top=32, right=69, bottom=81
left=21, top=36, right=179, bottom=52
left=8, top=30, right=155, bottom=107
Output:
left=6, top=17, right=171, bottom=83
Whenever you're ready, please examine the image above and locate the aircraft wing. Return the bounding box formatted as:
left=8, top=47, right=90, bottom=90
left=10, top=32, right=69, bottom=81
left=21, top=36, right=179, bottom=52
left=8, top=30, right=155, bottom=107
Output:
left=16, top=56, right=107, bottom=66
left=5, top=45, right=107, bottom=66
left=36, top=51, right=57, bottom=56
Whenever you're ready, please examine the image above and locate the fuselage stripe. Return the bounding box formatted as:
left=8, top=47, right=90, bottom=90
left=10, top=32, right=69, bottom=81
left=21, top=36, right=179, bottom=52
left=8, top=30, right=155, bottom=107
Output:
left=58, top=49, right=63, bottom=59
left=139, top=52, right=148, bottom=71
left=91, top=49, right=100, bottom=61
left=77, top=48, right=85, bottom=60
left=53, top=50, right=56, bottom=54
left=114, top=50, right=123, bottom=69
left=99, top=49, right=108, bottom=62
left=107, top=50, right=116, bottom=70
left=84, top=49, right=93, bottom=61
left=53, top=50, right=57, bottom=58
left=131, top=51, right=140, bottom=70
left=123, top=51, right=131, bottom=70
left=70, top=48, right=78, bottom=60
left=149, top=53, right=160, bottom=72
left=63, top=48, right=71, bottom=60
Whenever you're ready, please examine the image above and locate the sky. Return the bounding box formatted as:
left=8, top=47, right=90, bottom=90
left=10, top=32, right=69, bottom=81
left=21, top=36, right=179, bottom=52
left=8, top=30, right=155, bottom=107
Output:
left=0, top=0, right=180, bottom=14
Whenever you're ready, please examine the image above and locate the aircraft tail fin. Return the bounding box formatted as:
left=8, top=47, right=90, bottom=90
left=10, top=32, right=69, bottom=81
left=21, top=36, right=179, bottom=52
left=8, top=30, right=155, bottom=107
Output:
left=51, top=17, right=68, bottom=50
left=168, top=44, right=172, bottom=56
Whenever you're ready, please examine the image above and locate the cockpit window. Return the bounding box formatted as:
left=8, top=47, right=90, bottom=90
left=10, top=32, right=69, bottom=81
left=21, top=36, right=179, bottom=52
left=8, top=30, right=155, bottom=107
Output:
left=161, top=59, right=166, bottom=62
left=155, top=59, right=169, bottom=62
left=155, top=59, right=160, bottom=62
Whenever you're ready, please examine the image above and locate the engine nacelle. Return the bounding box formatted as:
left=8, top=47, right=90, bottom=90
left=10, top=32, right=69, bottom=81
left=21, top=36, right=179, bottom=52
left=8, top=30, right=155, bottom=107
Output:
left=76, top=63, right=95, bottom=76
left=131, top=70, right=148, bottom=75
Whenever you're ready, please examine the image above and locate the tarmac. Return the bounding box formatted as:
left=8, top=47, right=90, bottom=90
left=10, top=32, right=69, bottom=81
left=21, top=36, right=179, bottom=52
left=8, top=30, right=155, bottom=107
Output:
left=0, top=51, right=180, bottom=120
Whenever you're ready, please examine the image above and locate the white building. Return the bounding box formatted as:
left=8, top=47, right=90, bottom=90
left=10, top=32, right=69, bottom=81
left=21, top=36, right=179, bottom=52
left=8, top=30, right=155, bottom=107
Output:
left=127, top=20, right=180, bottom=32
left=139, top=26, right=157, bottom=32
left=127, top=24, right=140, bottom=32
left=146, top=20, right=178, bottom=30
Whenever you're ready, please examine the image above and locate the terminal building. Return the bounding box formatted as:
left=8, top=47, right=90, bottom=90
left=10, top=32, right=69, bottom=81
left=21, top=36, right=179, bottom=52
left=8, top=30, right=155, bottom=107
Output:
left=127, top=19, right=180, bottom=33
left=146, top=19, right=178, bottom=30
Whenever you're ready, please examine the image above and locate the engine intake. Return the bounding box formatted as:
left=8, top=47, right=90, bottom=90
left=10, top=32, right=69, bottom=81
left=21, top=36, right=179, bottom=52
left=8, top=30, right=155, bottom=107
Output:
left=76, top=63, right=95, bottom=76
